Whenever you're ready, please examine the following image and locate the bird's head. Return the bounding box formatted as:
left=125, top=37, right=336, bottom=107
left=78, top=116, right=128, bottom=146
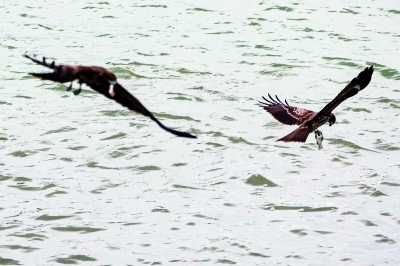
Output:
left=103, top=69, right=117, bottom=84
left=329, top=114, right=336, bottom=126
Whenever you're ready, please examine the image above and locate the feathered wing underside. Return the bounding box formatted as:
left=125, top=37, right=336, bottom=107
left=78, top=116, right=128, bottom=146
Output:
left=315, top=66, right=374, bottom=116
left=259, top=94, right=317, bottom=125
left=86, top=82, right=160, bottom=117
left=88, top=83, right=197, bottom=139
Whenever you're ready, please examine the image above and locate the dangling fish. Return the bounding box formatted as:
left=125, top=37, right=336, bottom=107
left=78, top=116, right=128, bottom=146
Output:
left=314, top=129, right=323, bottom=150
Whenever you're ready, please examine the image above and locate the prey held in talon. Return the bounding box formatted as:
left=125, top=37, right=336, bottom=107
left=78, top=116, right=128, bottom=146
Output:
left=259, top=66, right=374, bottom=144
left=314, top=130, right=323, bottom=150
left=24, top=54, right=197, bottom=139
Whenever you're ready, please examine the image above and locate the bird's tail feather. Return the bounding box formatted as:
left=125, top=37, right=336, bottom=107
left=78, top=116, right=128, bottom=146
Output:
left=29, top=72, right=65, bottom=83
left=278, top=127, right=310, bottom=142
left=148, top=114, right=197, bottom=139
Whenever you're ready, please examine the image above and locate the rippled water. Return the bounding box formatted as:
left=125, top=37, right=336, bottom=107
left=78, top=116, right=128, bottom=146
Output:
left=1, top=0, right=400, bottom=265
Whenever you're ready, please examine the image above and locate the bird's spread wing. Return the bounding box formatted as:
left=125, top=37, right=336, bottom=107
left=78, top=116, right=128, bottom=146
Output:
left=259, top=94, right=317, bottom=125
left=87, top=83, right=197, bottom=139
left=315, top=66, right=374, bottom=116
left=24, top=54, right=78, bottom=83
left=24, top=54, right=56, bottom=70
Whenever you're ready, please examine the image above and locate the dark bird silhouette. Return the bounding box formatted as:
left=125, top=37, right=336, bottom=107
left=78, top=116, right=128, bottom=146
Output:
left=259, top=66, right=374, bottom=142
left=24, top=54, right=197, bottom=139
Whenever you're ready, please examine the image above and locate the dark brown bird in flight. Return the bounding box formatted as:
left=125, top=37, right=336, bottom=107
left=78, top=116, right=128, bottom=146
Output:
left=259, top=66, right=374, bottom=142
left=24, top=54, right=197, bottom=139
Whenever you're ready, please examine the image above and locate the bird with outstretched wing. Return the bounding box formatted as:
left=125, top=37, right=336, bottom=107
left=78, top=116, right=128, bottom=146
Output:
left=24, top=54, right=197, bottom=139
left=259, top=66, right=374, bottom=143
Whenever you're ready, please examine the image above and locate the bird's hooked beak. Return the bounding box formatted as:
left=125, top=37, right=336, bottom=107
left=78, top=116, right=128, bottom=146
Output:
left=109, top=80, right=117, bottom=97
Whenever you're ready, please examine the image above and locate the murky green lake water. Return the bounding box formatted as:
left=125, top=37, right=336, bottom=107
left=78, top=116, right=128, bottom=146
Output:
left=1, top=1, right=400, bottom=265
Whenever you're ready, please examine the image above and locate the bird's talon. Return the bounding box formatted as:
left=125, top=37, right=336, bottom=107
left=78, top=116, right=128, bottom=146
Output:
left=73, top=83, right=82, bottom=95
left=66, top=83, right=72, bottom=92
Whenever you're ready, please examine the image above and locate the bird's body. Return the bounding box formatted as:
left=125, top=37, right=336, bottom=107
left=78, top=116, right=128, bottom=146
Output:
left=259, top=66, right=374, bottom=142
left=24, top=55, right=196, bottom=139
left=314, top=130, right=323, bottom=150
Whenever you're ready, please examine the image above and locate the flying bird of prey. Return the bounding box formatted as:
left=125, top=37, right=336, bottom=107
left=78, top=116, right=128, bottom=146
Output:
left=259, top=66, right=374, bottom=143
left=24, top=54, right=197, bottom=139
